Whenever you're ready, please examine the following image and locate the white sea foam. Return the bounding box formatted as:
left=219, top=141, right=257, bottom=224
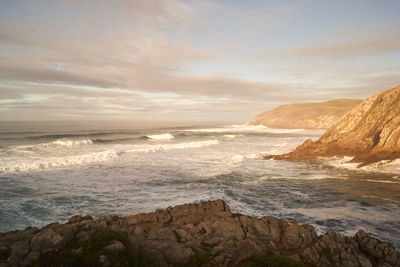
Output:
left=146, top=133, right=174, bottom=140
left=366, top=179, right=400, bottom=184
left=325, top=156, right=400, bottom=173
left=260, top=174, right=347, bottom=180
left=46, top=139, right=94, bottom=147
left=363, top=195, right=400, bottom=204
left=126, top=139, right=219, bottom=153
left=223, top=134, right=237, bottom=138
left=14, top=139, right=94, bottom=150
left=0, top=140, right=220, bottom=173
left=0, top=150, right=118, bottom=173
left=184, top=124, right=317, bottom=134
left=229, top=155, right=244, bottom=163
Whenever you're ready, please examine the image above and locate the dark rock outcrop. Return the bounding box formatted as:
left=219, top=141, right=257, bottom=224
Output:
left=0, top=200, right=398, bottom=266
left=251, top=99, right=361, bottom=130
left=265, top=86, right=400, bottom=166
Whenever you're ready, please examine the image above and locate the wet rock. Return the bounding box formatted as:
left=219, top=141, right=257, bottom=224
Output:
left=67, top=215, right=93, bottom=224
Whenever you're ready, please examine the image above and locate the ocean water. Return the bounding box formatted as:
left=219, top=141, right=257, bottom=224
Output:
left=0, top=121, right=399, bottom=248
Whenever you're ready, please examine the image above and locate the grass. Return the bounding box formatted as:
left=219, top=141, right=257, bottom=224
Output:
left=32, top=229, right=155, bottom=267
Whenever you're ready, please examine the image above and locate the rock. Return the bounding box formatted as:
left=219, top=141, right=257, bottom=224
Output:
left=266, top=85, right=400, bottom=166
left=0, top=199, right=399, bottom=267
left=148, top=228, right=177, bottom=242
left=359, top=254, right=373, bottom=267
left=31, top=227, right=65, bottom=252
left=67, top=215, right=93, bottom=224
left=280, top=222, right=317, bottom=251
left=232, top=239, right=260, bottom=265
left=105, top=240, right=125, bottom=251
left=162, top=244, right=193, bottom=265
left=251, top=99, right=361, bottom=130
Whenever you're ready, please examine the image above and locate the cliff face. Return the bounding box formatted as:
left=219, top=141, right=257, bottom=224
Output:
left=266, top=86, right=400, bottom=166
left=0, top=200, right=399, bottom=267
left=251, top=99, right=361, bottom=130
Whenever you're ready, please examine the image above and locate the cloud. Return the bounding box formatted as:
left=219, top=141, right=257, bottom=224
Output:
left=1, top=0, right=400, bottom=121
left=290, top=38, right=400, bottom=57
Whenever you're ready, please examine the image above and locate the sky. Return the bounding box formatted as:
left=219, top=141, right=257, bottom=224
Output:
left=0, top=0, right=400, bottom=122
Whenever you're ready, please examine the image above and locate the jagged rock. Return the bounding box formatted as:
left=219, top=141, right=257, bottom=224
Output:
left=67, top=215, right=93, bottom=224
left=31, top=226, right=66, bottom=253
left=0, top=199, right=398, bottom=266
left=266, top=85, right=400, bottom=166
left=280, top=222, right=317, bottom=251
left=251, top=99, right=361, bottom=129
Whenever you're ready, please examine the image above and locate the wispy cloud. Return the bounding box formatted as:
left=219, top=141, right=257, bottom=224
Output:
left=0, top=0, right=399, bottom=121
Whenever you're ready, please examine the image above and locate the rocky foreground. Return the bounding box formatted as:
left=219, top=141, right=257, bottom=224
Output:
left=251, top=99, right=361, bottom=130
left=0, top=200, right=399, bottom=267
left=265, top=86, right=400, bottom=166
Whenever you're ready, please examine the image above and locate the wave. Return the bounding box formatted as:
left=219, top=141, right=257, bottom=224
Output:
left=261, top=175, right=347, bottom=181
left=14, top=139, right=94, bottom=150
left=0, top=150, right=119, bottom=173
left=126, top=139, right=219, bottom=153
left=22, top=130, right=138, bottom=140
left=323, top=156, right=400, bottom=174
left=0, top=140, right=220, bottom=173
left=365, top=179, right=400, bottom=184
left=145, top=133, right=174, bottom=140
left=46, top=139, right=94, bottom=147
left=362, top=195, right=400, bottom=204
left=184, top=124, right=321, bottom=134
left=228, top=153, right=261, bottom=164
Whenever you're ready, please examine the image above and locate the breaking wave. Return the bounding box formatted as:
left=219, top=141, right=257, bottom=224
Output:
left=0, top=150, right=119, bottom=173
left=145, top=133, right=174, bottom=140
left=13, top=139, right=94, bottom=150
left=126, top=139, right=219, bottom=153
left=0, top=139, right=220, bottom=173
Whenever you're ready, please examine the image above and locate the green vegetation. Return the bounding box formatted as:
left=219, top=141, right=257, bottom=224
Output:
left=176, top=248, right=215, bottom=267
left=32, top=229, right=155, bottom=267
left=322, top=246, right=334, bottom=263
left=242, top=249, right=305, bottom=267
left=231, top=212, right=242, bottom=218
left=0, top=247, right=10, bottom=263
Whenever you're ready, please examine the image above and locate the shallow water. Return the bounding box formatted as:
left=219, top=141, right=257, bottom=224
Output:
left=0, top=121, right=399, bottom=248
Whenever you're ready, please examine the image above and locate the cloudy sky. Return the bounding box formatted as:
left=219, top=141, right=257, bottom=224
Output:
left=1, top=0, right=399, bottom=122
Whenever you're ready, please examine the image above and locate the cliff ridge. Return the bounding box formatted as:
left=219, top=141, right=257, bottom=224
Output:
left=251, top=99, right=361, bottom=130
left=265, top=86, right=400, bottom=166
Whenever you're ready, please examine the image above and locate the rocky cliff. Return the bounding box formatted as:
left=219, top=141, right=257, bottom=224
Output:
left=0, top=200, right=398, bottom=266
left=265, top=86, right=400, bottom=166
left=251, top=99, right=362, bottom=130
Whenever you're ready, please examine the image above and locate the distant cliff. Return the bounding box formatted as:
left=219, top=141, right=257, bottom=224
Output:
left=265, top=86, right=400, bottom=167
left=251, top=99, right=362, bottom=130
left=0, top=200, right=399, bottom=266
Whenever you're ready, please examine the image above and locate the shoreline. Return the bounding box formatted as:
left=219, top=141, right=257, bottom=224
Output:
left=1, top=199, right=399, bottom=266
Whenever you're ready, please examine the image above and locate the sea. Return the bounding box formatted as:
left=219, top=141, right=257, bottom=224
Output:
left=0, top=121, right=399, bottom=248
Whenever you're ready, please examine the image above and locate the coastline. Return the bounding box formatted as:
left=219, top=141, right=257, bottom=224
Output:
left=1, top=199, right=398, bottom=266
